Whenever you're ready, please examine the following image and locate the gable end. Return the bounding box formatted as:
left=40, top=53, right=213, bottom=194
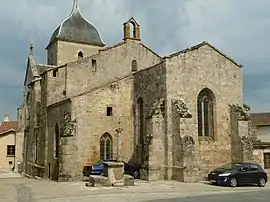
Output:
left=164, top=41, right=242, bottom=68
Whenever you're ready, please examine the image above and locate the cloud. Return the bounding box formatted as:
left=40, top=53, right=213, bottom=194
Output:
left=0, top=0, right=269, bottom=120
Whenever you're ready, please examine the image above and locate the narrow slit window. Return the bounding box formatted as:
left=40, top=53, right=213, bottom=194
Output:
left=53, top=69, right=58, bottom=77
left=92, top=59, right=97, bottom=71
left=132, top=60, right=138, bottom=71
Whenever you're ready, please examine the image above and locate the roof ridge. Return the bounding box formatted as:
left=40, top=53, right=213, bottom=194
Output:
left=164, top=41, right=242, bottom=68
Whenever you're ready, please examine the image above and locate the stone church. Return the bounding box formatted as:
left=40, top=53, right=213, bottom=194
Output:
left=17, top=1, right=257, bottom=182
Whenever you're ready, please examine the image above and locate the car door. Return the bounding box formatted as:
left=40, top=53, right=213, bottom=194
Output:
left=237, top=164, right=250, bottom=184
left=248, top=164, right=261, bottom=184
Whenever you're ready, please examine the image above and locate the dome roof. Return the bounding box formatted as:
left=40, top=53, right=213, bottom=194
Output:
left=47, top=2, right=105, bottom=48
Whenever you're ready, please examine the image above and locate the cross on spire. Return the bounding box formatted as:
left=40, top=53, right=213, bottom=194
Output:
left=29, top=44, right=34, bottom=55
left=73, top=0, right=78, bottom=8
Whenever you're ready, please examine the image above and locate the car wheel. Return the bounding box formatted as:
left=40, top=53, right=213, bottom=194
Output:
left=229, top=177, right=237, bottom=187
left=258, top=178, right=266, bottom=187
left=133, top=171, right=139, bottom=179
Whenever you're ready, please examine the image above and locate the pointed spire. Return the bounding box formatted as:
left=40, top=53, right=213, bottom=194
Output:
left=73, top=0, right=78, bottom=8
left=29, top=44, right=34, bottom=55
left=70, top=0, right=80, bottom=16
left=72, top=0, right=79, bottom=11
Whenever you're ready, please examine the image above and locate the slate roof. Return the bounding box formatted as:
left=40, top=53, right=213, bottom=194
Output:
left=46, top=3, right=105, bottom=49
left=0, top=121, right=18, bottom=136
left=250, top=113, right=270, bottom=126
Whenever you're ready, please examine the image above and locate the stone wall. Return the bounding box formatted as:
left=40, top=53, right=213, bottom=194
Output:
left=45, top=66, right=67, bottom=106
left=39, top=74, right=48, bottom=175
left=47, top=100, right=73, bottom=181
left=171, top=99, right=194, bottom=182
left=53, top=41, right=101, bottom=66
left=165, top=43, right=243, bottom=181
left=44, top=40, right=160, bottom=107
left=229, top=104, right=255, bottom=163
left=69, top=76, right=134, bottom=179
left=46, top=41, right=57, bottom=65
left=133, top=61, right=166, bottom=180
left=24, top=78, right=42, bottom=176
left=253, top=147, right=270, bottom=174
left=65, top=40, right=161, bottom=98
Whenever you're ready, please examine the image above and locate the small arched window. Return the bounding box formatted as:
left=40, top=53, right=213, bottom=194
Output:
left=78, top=51, right=84, bottom=59
left=197, top=88, right=215, bottom=138
left=100, top=133, right=113, bottom=160
left=132, top=60, right=138, bottom=71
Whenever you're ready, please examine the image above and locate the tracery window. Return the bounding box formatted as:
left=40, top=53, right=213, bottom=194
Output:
left=197, top=88, right=215, bottom=138
left=100, top=133, right=112, bottom=160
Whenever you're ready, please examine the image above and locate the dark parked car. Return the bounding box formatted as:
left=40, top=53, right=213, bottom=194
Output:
left=207, top=162, right=268, bottom=187
left=83, top=160, right=140, bottom=179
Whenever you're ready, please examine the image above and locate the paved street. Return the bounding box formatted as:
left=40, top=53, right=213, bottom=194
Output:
left=149, top=190, right=270, bottom=202
left=0, top=169, right=269, bottom=202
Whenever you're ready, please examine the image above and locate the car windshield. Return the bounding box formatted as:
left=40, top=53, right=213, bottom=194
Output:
left=219, top=163, right=243, bottom=170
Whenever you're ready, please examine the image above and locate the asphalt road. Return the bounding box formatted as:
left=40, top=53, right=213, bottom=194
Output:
left=149, top=190, right=270, bottom=202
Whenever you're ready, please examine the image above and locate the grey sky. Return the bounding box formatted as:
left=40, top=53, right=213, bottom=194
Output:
left=0, top=0, right=270, bottom=120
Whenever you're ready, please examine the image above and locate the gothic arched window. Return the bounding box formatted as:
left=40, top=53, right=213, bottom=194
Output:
left=197, top=88, right=215, bottom=138
left=100, top=133, right=112, bottom=160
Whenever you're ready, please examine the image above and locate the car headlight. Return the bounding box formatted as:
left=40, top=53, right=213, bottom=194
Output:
left=219, top=173, right=231, bottom=177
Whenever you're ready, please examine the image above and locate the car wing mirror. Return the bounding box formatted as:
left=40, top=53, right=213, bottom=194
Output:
left=239, top=167, right=245, bottom=172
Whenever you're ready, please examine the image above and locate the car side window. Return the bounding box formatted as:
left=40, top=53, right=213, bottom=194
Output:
left=239, top=165, right=249, bottom=172
left=250, top=164, right=259, bottom=171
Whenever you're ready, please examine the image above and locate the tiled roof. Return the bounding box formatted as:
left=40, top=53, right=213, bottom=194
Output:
left=0, top=121, right=18, bottom=135
left=250, top=113, right=270, bottom=126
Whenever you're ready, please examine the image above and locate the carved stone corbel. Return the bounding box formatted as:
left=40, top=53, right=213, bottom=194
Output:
left=230, top=103, right=250, bottom=121
left=60, top=112, right=77, bottom=137
left=148, top=98, right=165, bottom=118
left=172, top=99, right=192, bottom=118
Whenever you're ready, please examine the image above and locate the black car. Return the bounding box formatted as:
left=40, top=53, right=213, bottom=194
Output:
left=83, top=160, right=141, bottom=179
left=207, top=162, right=268, bottom=187
left=123, top=161, right=140, bottom=179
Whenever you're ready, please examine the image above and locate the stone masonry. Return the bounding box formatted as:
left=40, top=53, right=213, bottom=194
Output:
left=17, top=1, right=257, bottom=183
